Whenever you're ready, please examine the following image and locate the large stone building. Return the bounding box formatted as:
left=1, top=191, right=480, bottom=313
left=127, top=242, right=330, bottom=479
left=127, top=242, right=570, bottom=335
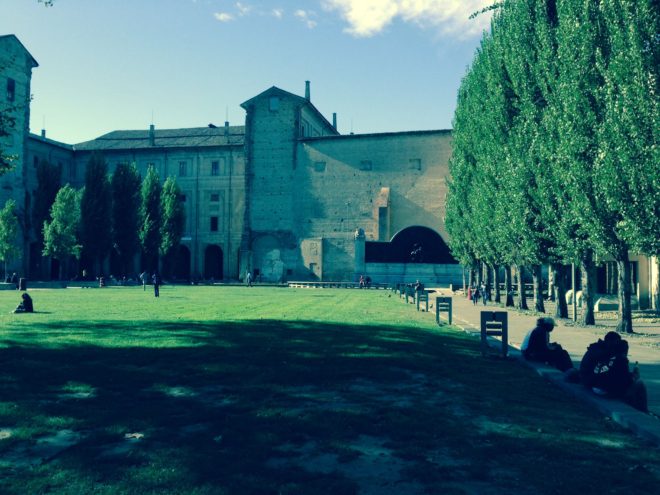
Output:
left=2, top=34, right=460, bottom=286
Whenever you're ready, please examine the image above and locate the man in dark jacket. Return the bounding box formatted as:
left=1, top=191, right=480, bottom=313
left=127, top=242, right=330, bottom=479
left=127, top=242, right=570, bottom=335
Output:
left=580, top=333, right=647, bottom=412
left=521, top=317, right=573, bottom=371
left=579, top=331, right=622, bottom=389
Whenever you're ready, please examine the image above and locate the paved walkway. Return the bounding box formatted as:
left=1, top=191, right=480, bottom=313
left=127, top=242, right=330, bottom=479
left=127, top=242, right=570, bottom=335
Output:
left=421, top=288, right=660, bottom=444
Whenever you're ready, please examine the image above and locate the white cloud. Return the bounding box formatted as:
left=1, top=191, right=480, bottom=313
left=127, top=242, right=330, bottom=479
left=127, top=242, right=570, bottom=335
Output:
left=213, top=12, right=234, bottom=22
left=322, top=0, right=494, bottom=38
left=294, top=9, right=318, bottom=29
left=236, top=2, right=251, bottom=16
left=272, top=8, right=284, bottom=19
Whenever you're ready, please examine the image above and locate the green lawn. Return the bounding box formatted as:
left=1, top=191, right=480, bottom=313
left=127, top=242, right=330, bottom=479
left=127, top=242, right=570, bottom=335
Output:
left=0, top=286, right=659, bottom=494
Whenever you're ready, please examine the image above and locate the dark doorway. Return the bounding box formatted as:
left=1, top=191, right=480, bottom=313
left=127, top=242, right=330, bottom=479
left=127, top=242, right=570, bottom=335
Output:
left=365, top=226, right=457, bottom=264
left=204, top=245, right=223, bottom=280
left=173, top=245, right=191, bottom=281
left=29, top=242, right=42, bottom=280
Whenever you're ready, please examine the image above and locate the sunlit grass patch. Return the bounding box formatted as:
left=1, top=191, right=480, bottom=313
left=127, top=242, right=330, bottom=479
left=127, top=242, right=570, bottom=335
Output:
left=0, top=286, right=659, bottom=494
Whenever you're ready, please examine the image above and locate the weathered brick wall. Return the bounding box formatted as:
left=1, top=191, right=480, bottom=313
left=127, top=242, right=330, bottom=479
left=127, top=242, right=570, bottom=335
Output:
left=295, top=131, right=452, bottom=280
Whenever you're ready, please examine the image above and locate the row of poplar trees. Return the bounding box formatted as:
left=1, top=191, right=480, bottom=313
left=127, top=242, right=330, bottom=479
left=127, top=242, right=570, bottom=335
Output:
left=37, top=154, right=185, bottom=279
left=445, top=0, right=659, bottom=333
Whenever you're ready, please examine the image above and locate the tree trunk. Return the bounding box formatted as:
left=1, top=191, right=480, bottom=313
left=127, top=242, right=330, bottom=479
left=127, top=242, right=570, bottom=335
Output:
left=532, top=264, right=545, bottom=312
left=468, top=266, right=476, bottom=288
left=654, top=257, right=660, bottom=311
left=516, top=265, right=529, bottom=310
left=616, top=253, right=634, bottom=334
left=579, top=253, right=596, bottom=326
left=494, top=264, right=501, bottom=303
left=548, top=264, right=555, bottom=302
left=504, top=266, right=514, bottom=306
left=552, top=264, right=569, bottom=318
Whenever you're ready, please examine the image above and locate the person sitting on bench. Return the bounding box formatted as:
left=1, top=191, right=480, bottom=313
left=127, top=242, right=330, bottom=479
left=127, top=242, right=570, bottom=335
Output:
left=13, top=292, right=34, bottom=313
left=521, top=317, right=573, bottom=371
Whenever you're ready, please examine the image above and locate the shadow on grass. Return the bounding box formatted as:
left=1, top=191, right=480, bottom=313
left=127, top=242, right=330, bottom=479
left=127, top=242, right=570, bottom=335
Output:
left=1, top=319, right=659, bottom=494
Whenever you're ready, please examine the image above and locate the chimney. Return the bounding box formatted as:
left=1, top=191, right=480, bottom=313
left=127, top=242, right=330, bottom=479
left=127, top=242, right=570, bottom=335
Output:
left=224, top=121, right=229, bottom=136
left=305, top=80, right=310, bottom=101
left=149, top=124, right=155, bottom=146
left=332, top=113, right=337, bottom=130
left=41, top=129, right=46, bottom=138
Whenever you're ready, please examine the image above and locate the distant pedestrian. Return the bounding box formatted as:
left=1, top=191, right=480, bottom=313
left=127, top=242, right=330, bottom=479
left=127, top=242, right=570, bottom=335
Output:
left=152, top=273, right=161, bottom=297
left=140, top=271, right=147, bottom=291
left=246, top=270, right=252, bottom=287
left=481, top=283, right=487, bottom=305
left=472, top=286, right=480, bottom=305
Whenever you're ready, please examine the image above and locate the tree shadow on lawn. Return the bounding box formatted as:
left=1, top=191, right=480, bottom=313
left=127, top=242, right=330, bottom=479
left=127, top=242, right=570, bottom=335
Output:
left=1, top=319, right=659, bottom=494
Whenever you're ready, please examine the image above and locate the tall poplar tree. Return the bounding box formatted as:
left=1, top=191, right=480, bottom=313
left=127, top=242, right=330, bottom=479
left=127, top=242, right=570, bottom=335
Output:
left=80, top=153, right=112, bottom=276
left=160, top=177, right=185, bottom=277
left=0, top=199, right=19, bottom=280
left=32, top=159, right=62, bottom=247
left=111, top=162, right=141, bottom=276
left=43, top=185, right=81, bottom=279
left=139, top=165, right=162, bottom=272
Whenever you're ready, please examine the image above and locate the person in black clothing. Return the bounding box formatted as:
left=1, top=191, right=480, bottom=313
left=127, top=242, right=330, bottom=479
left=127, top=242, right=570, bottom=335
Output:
left=152, top=273, right=161, bottom=297
left=13, top=292, right=33, bottom=313
left=580, top=333, right=647, bottom=412
left=521, top=317, right=573, bottom=372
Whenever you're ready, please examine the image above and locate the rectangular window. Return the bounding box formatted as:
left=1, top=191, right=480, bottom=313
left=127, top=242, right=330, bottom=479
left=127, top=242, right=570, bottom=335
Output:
left=210, top=216, right=219, bottom=232
left=179, top=161, right=187, bottom=177
left=210, top=193, right=220, bottom=202
left=269, top=96, right=279, bottom=111
left=7, top=78, right=15, bottom=102
left=211, top=161, right=219, bottom=176
left=360, top=160, right=372, bottom=171
left=409, top=158, right=421, bottom=170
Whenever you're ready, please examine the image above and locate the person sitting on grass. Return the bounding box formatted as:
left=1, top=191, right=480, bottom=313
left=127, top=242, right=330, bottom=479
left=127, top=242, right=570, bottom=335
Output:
left=521, top=317, right=574, bottom=372
left=13, top=292, right=33, bottom=313
left=580, top=333, right=648, bottom=412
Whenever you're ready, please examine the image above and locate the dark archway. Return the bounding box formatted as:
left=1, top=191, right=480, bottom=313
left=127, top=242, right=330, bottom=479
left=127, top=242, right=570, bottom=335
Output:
left=204, top=245, right=223, bottom=280
left=173, top=245, right=191, bottom=281
left=366, top=226, right=457, bottom=264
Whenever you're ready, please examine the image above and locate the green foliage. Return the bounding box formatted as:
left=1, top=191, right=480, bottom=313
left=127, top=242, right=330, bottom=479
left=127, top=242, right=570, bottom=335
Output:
left=42, top=184, right=81, bottom=261
left=31, top=158, right=62, bottom=244
left=80, top=154, right=112, bottom=273
left=159, top=176, right=185, bottom=258
left=139, top=165, right=162, bottom=270
left=0, top=199, right=19, bottom=270
left=111, top=162, right=141, bottom=275
left=446, top=0, right=659, bottom=330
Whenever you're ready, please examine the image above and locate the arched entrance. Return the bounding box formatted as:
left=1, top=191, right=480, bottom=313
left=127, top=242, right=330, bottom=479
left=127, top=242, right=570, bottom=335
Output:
left=365, top=226, right=457, bottom=264
left=173, top=245, right=191, bottom=281
left=204, top=245, right=223, bottom=280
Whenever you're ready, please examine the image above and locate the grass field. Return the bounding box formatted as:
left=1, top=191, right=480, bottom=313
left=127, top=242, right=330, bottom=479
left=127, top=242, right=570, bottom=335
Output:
left=1, top=286, right=659, bottom=494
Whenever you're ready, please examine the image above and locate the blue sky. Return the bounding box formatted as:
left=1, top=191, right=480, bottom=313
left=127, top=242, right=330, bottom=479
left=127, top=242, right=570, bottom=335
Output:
left=1, top=0, right=493, bottom=144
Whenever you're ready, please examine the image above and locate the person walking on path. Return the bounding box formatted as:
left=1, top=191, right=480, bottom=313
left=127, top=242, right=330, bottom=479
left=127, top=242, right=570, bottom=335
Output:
left=246, top=270, right=252, bottom=287
left=521, top=317, right=574, bottom=372
left=152, top=273, right=161, bottom=297
left=140, top=271, right=147, bottom=291
left=472, top=286, right=480, bottom=306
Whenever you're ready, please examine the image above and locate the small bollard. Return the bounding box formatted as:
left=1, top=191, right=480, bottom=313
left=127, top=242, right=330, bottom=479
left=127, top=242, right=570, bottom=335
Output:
left=435, top=296, right=452, bottom=325
left=480, top=311, right=508, bottom=357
